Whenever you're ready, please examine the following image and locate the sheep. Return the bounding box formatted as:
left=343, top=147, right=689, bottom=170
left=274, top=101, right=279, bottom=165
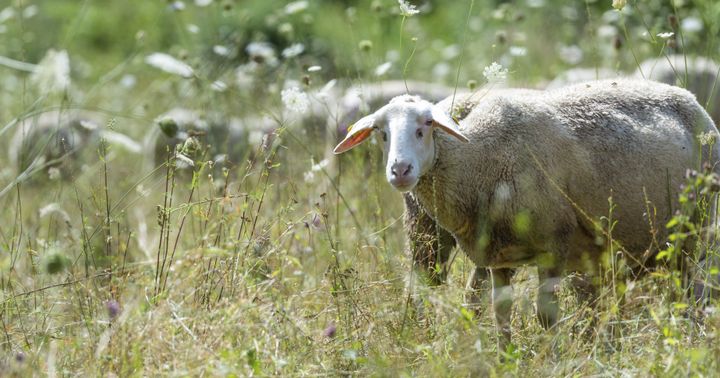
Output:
left=8, top=110, right=141, bottom=181
left=333, top=79, right=720, bottom=349
left=634, top=55, right=720, bottom=125
left=145, top=108, right=274, bottom=172
left=325, top=81, right=460, bottom=288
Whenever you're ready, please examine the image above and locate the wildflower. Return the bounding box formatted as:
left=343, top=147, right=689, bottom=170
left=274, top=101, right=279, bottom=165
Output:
left=22, top=5, right=38, bottom=19
left=656, top=32, right=674, bottom=39
left=120, top=74, right=136, bottom=88
left=559, top=45, right=583, bottom=65
left=246, top=42, right=277, bottom=66
left=170, top=1, right=186, bottom=11
left=106, top=300, right=121, bottom=320
left=307, top=65, right=322, bottom=72
left=398, top=0, right=419, bottom=17
left=211, top=80, right=228, bottom=92
left=285, top=1, right=309, bottom=15
left=282, top=87, right=310, bottom=115
left=213, top=45, right=229, bottom=56
left=187, top=24, right=199, bottom=33
left=145, top=53, right=194, bottom=78
left=374, top=62, right=392, bottom=77
left=31, top=49, right=70, bottom=93
left=509, top=46, right=527, bottom=57
left=323, top=323, right=337, bottom=338
left=47, top=167, right=61, bottom=180
left=698, top=132, right=717, bottom=146
left=682, top=17, right=703, bottom=33
left=281, top=43, right=305, bottom=59
left=612, top=0, right=626, bottom=11
left=482, top=62, right=508, bottom=83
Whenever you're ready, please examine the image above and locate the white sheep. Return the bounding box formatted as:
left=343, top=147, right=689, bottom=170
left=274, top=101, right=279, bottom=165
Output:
left=634, top=55, right=720, bottom=125
left=8, top=110, right=141, bottom=181
left=333, top=79, right=720, bottom=348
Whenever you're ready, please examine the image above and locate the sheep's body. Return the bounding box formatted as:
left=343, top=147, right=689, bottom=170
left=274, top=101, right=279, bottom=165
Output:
left=145, top=108, right=270, bottom=170
left=8, top=111, right=102, bottom=179
left=405, top=80, right=719, bottom=343
left=634, top=55, right=720, bottom=125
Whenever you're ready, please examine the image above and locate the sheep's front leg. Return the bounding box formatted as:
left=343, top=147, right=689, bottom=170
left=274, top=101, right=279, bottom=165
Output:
left=537, top=267, right=562, bottom=329
left=465, top=267, right=490, bottom=316
left=491, top=268, right=515, bottom=352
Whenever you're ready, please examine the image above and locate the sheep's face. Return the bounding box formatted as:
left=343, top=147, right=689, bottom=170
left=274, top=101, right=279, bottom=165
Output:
left=333, top=95, right=469, bottom=192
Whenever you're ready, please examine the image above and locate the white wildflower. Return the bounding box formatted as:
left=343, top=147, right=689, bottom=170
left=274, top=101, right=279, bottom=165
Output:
left=559, top=44, right=583, bottom=65
left=312, top=159, right=330, bottom=172
left=509, top=46, right=527, bottom=57
left=22, top=5, right=38, bottom=19
left=171, top=1, right=186, bottom=11
left=47, top=167, right=61, bottom=180
left=211, top=80, right=227, bottom=92
left=526, top=0, right=545, bottom=8
left=612, top=0, right=626, bottom=11
left=656, top=32, right=674, bottom=39
left=682, top=17, right=703, bottom=33
left=285, top=1, right=309, bottom=15
left=213, top=45, right=229, bottom=56
left=307, top=65, right=322, bottom=72
left=246, top=42, right=277, bottom=66
left=432, top=62, right=451, bottom=80
left=374, top=61, right=392, bottom=77
left=281, top=43, right=305, bottom=59
left=31, top=49, right=70, bottom=93
left=698, top=132, right=717, bottom=146
left=187, top=24, right=199, bottom=34
left=195, top=0, right=212, bottom=6
left=398, top=0, right=419, bottom=17
left=304, top=170, right=315, bottom=182
left=120, top=74, right=136, bottom=88
left=442, top=44, right=460, bottom=60
left=135, top=184, right=150, bottom=197
left=482, top=62, right=508, bottom=83
left=282, top=87, right=310, bottom=115
left=597, top=25, right=617, bottom=39
left=145, top=53, right=194, bottom=78
left=0, top=7, right=15, bottom=23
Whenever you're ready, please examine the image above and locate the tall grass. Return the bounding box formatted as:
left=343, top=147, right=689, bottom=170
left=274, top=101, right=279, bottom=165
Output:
left=1, top=0, right=720, bottom=375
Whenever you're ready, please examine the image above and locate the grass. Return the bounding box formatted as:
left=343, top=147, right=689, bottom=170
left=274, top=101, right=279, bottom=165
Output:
left=1, top=0, right=720, bottom=375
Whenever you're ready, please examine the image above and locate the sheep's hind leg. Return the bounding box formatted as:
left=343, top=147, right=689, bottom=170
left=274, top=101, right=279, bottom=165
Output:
left=491, top=268, right=515, bottom=354
left=536, top=267, right=562, bottom=330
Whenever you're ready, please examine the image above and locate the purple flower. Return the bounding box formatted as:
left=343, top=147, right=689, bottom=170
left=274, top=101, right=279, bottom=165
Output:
left=106, top=300, right=121, bottom=319
left=323, top=323, right=337, bottom=338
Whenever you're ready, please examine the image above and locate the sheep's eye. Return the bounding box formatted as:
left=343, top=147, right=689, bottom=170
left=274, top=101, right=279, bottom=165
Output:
left=425, top=119, right=433, bottom=126
left=416, top=128, right=424, bottom=139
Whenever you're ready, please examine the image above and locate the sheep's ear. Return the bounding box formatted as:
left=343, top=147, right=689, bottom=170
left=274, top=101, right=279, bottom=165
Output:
left=431, top=106, right=469, bottom=142
left=333, top=114, right=375, bottom=154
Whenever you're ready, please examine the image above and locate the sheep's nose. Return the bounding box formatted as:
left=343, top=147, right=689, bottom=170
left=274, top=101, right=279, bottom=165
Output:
left=391, top=162, right=413, bottom=178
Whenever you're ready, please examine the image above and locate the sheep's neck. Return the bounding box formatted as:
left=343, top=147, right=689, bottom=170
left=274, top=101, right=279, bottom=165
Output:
left=412, top=137, right=475, bottom=241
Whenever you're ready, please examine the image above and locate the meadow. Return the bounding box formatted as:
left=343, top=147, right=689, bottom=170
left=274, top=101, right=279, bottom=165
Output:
left=1, top=0, right=720, bottom=375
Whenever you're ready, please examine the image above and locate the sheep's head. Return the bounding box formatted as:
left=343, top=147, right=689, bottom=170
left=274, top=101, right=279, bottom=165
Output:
left=333, top=94, right=469, bottom=192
